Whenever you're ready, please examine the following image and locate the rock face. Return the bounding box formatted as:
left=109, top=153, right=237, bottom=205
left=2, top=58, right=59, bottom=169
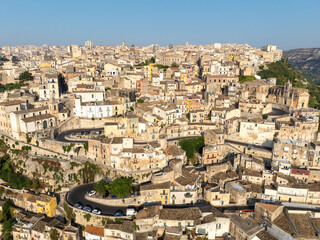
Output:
left=284, top=48, right=320, bottom=76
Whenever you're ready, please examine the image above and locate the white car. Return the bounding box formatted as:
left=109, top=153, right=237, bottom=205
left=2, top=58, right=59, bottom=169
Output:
left=92, top=208, right=102, bottom=215
left=126, top=208, right=137, bottom=216
left=88, top=190, right=96, bottom=196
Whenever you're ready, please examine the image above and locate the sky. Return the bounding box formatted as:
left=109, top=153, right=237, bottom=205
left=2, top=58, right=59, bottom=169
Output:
left=0, top=0, right=319, bottom=50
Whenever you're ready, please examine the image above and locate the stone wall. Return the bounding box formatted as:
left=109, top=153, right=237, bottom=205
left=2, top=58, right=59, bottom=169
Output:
left=85, top=195, right=142, bottom=207
left=67, top=204, right=129, bottom=227
left=54, top=117, right=106, bottom=136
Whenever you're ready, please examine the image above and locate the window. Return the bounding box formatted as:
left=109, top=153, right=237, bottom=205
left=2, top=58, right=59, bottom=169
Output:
left=216, top=223, right=221, bottom=229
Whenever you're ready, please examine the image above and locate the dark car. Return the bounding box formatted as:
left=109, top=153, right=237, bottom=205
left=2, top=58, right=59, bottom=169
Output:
left=114, top=210, right=124, bottom=217
left=103, top=191, right=109, bottom=198
left=74, top=203, right=83, bottom=209
left=83, top=205, right=92, bottom=212
left=111, top=195, right=116, bottom=199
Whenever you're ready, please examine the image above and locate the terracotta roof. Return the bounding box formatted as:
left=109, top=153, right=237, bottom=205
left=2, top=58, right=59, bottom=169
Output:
left=159, top=207, right=201, bottom=220
left=85, top=225, right=104, bottom=237
left=255, top=203, right=282, bottom=213
left=273, top=213, right=295, bottom=235
left=105, top=220, right=134, bottom=234
left=290, top=213, right=316, bottom=237
left=136, top=205, right=161, bottom=219
left=140, top=181, right=171, bottom=191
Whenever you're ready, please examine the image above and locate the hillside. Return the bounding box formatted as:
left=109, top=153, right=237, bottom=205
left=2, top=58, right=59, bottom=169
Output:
left=257, top=58, right=320, bottom=109
left=284, top=48, right=320, bottom=84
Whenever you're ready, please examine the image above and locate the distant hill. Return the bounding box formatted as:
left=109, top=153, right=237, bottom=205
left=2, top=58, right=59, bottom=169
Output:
left=284, top=48, right=320, bottom=84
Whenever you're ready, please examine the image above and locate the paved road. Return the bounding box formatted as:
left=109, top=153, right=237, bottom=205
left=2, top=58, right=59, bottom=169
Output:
left=66, top=183, right=127, bottom=216
left=55, top=128, right=104, bottom=143
left=225, top=139, right=272, bottom=151
left=66, top=183, right=256, bottom=216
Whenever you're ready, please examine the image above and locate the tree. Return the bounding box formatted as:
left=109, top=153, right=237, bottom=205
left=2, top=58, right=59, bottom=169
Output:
left=171, top=62, right=179, bottom=67
left=150, top=57, right=155, bottom=63
left=186, top=113, right=190, bottom=121
left=106, top=178, right=133, bottom=198
left=18, top=71, right=33, bottom=82
left=262, top=114, right=268, bottom=120
left=94, top=179, right=107, bottom=195
left=79, top=161, right=101, bottom=183
left=137, top=99, right=144, bottom=104
left=178, top=137, right=204, bottom=161
left=239, top=75, right=256, bottom=84
left=32, top=178, right=40, bottom=189
left=1, top=200, right=13, bottom=240
left=50, top=229, right=59, bottom=240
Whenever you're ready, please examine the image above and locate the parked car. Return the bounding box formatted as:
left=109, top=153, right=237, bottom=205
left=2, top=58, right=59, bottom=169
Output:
left=111, top=195, right=116, bottom=199
left=103, top=191, right=109, bottom=198
left=92, top=208, right=102, bottom=215
left=126, top=208, right=137, bottom=216
left=83, top=205, right=92, bottom=212
left=114, top=210, right=124, bottom=216
left=74, top=203, right=82, bottom=209
left=88, top=190, right=96, bottom=196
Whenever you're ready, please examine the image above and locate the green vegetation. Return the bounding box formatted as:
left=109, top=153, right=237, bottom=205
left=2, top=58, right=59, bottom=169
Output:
left=19, top=71, right=33, bottom=82
left=0, top=153, right=32, bottom=189
left=104, top=178, right=133, bottom=198
left=0, top=200, right=13, bottom=240
left=186, top=113, right=190, bottom=121
left=171, top=62, right=179, bottom=67
left=0, top=83, right=26, bottom=93
left=94, top=179, right=108, bottom=195
left=258, top=57, right=320, bottom=108
left=50, top=229, right=59, bottom=240
left=258, top=57, right=306, bottom=87
left=137, top=99, right=144, bottom=104
left=178, top=136, right=204, bottom=161
left=32, top=178, right=40, bottom=189
left=155, top=64, right=169, bottom=71
left=26, top=134, right=32, bottom=143
left=79, top=161, right=102, bottom=183
left=136, top=57, right=155, bottom=66
left=62, top=143, right=75, bottom=153
left=94, top=178, right=133, bottom=198
left=70, top=161, right=80, bottom=169
left=83, top=142, right=88, bottom=152
left=262, top=114, right=268, bottom=120
left=239, top=75, right=256, bottom=83
left=63, top=202, right=75, bottom=221
left=84, top=213, right=91, bottom=222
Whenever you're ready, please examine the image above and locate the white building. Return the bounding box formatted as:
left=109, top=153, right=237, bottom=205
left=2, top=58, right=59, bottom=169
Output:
left=74, top=97, right=113, bottom=119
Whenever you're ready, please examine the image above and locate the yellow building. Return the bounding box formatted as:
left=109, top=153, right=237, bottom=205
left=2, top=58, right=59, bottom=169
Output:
left=140, top=181, right=171, bottom=205
left=40, top=62, right=53, bottom=71
left=144, top=63, right=156, bottom=82
left=185, top=98, right=193, bottom=112
left=35, top=194, right=57, bottom=217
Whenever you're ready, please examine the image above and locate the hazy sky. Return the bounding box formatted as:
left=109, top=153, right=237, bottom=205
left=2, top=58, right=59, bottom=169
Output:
left=1, top=0, right=319, bottom=50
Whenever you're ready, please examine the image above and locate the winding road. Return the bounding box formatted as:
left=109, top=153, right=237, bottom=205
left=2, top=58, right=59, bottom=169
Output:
left=55, top=128, right=104, bottom=143
left=66, top=183, right=127, bottom=216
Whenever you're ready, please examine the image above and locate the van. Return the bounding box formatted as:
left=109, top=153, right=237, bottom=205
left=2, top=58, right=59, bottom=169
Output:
left=126, top=208, right=137, bottom=216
